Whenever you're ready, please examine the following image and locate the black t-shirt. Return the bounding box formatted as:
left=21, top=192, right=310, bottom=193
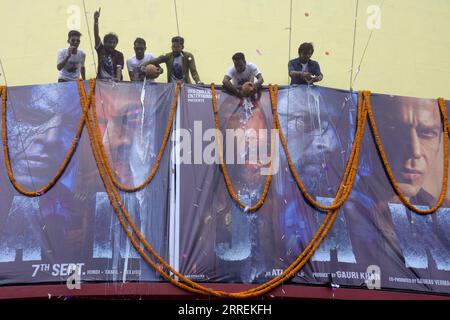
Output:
left=95, top=44, right=124, bottom=80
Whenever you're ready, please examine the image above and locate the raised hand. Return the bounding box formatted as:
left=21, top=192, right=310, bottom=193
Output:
left=94, top=8, right=101, bottom=21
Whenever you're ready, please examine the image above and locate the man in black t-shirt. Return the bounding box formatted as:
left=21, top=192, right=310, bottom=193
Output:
left=94, top=9, right=124, bottom=81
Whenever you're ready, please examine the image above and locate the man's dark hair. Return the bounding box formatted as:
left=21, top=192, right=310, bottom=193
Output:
left=298, top=42, right=314, bottom=55
left=232, top=52, right=245, bottom=61
left=104, top=32, right=119, bottom=44
left=171, top=36, right=184, bottom=46
left=68, top=30, right=82, bottom=39
left=134, top=37, right=146, bottom=46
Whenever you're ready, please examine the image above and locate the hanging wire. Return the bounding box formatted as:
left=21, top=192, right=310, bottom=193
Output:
left=173, top=0, right=180, bottom=36
left=349, top=0, right=360, bottom=91
left=82, top=0, right=98, bottom=73
left=80, top=1, right=119, bottom=173
left=285, top=0, right=294, bottom=195
left=80, top=0, right=116, bottom=179
left=352, top=0, right=386, bottom=88
left=287, top=0, right=293, bottom=84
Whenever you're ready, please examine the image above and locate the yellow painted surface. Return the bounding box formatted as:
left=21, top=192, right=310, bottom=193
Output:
left=0, top=0, right=449, bottom=98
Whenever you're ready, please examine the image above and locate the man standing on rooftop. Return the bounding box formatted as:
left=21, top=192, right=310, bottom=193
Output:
left=288, top=42, right=323, bottom=85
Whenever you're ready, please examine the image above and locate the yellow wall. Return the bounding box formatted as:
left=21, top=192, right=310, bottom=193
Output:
left=1, top=0, right=449, bottom=98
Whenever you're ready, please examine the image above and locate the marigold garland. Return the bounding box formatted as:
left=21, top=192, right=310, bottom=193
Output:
left=1, top=79, right=447, bottom=298
left=78, top=82, right=367, bottom=298
left=0, top=81, right=86, bottom=196
left=365, top=92, right=449, bottom=214
left=90, top=81, right=181, bottom=192
left=210, top=83, right=275, bottom=213
left=272, top=88, right=365, bottom=211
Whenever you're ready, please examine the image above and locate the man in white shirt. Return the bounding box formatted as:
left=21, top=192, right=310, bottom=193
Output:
left=57, top=30, right=86, bottom=82
left=127, top=38, right=158, bottom=81
left=222, top=52, right=264, bottom=97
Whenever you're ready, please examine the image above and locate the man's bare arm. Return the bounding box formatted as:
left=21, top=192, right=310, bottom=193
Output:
left=222, top=75, right=240, bottom=97
left=57, top=48, right=74, bottom=71
left=255, top=73, right=264, bottom=90
left=94, top=9, right=101, bottom=48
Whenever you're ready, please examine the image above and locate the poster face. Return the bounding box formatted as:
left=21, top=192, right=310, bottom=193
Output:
left=0, top=82, right=448, bottom=295
left=0, top=81, right=174, bottom=284
left=178, top=85, right=450, bottom=294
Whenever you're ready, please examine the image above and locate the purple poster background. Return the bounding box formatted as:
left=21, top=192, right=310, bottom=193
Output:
left=0, top=82, right=449, bottom=295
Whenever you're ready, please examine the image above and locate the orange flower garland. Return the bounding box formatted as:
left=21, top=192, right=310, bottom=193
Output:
left=1, top=79, right=448, bottom=298
left=1, top=81, right=87, bottom=196
left=272, top=88, right=365, bottom=211
left=365, top=92, right=449, bottom=214
left=211, top=83, right=275, bottom=213
left=90, top=81, right=181, bottom=192
left=78, top=82, right=367, bottom=298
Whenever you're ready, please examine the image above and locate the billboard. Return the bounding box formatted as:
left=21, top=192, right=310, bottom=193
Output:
left=0, top=82, right=449, bottom=295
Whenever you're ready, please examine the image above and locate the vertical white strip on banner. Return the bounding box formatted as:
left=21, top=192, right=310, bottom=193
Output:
left=169, top=86, right=181, bottom=279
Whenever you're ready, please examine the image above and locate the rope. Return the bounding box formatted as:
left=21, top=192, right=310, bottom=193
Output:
left=349, top=0, right=359, bottom=91
left=351, top=0, right=386, bottom=88
left=173, top=0, right=181, bottom=36
left=81, top=0, right=98, bottom=72
left=287, top=0, right=293, bottom=84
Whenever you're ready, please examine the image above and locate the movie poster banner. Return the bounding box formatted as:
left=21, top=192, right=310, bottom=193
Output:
left=0, top=82, right=449, bottom=295
left=0, top=81, right=174, bottom=284
left=177, top=85, right=450, bottom=294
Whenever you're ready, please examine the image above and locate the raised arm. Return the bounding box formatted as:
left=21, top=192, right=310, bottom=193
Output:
left=94, top=9, right=101, bottom=48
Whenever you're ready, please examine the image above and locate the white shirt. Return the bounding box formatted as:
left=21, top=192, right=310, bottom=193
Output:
left=126, top=53, right=155, bottom=81
left=57, top=48, right=86, bottom=81
left=225, top=62, right=261, bottom=86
